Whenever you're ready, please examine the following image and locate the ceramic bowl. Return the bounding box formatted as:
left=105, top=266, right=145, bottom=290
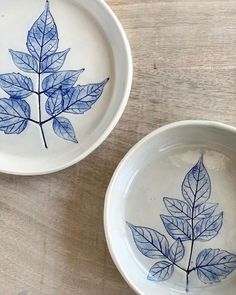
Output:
left=104, top=120, right=236, bottom=295
left=0, top=0, right=132, bottom=175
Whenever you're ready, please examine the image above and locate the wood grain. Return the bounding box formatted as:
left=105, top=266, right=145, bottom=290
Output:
left=1, top=0, right=236, bottom=294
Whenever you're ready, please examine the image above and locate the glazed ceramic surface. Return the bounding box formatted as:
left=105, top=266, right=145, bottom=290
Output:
left=0, top=0, right=132, bottom=175
left=104, top=121, right=236, bottom=295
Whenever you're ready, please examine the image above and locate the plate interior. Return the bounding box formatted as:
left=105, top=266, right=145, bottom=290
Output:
left=0, top=0, right=129, bottom=174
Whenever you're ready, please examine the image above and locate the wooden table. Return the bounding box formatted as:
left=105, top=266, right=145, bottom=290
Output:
left=1, top=1, right=236, bottom=294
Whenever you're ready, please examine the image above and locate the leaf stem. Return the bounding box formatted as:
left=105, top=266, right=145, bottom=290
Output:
left=28, top=118, right=39, bottom=124
left=37, top=72, right=48, bottom=149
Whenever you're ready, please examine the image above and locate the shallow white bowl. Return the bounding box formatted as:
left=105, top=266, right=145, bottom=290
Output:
left=104, top=120, right=236, bottom=295
left=0, top=0, right=132, bottom=175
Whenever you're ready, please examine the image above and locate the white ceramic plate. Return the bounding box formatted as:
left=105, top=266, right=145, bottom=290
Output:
left=0, top=0, right=132, bottom=175
left=104, top=121, right=236, bottom=295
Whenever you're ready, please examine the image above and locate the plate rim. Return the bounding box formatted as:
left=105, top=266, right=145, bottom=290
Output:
left=104, top=120, right=236, bottom=295
left=0, top=0, right=133, bottom=176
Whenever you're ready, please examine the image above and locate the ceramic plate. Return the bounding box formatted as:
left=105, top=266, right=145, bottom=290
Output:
left=0, top=0, right=132, bottom=175
left=104, top=121, right=236, bottom=295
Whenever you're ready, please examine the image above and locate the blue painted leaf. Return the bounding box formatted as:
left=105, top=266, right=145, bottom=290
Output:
left=161, top=215, right=192, bottom=241
left=53, top=117, right=78, bottom=143
left=182, top=155, right=211, bottom=207
left=148, top=261, right=174, bottom=282
left=26, top=0, right=58, bottom=61
left=194, top=203, right=218, bottom=219
left=0, top=73, right=33, bottom=99
left=42, top=70, right=84, bottom=96
left=196, top=248, right=236, bottom=284
left=168, top=238, right=185, bottom=263
left=127, top=223, right=169, bottom=259
left=45, top=89, right=64, bottom=116
left=9, top=50, right=38, bottom=73
left=40, top=49, right=70, bottom=73
left=163, top=197, right=191, bottom=220
left=194, top=212, right=223, bottom=241
left=63, top=79, right=109, bottom=114
left=0, top=98, right=30, bottom=134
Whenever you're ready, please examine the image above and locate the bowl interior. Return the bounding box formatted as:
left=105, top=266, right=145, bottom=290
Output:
left=105, top=122, right=236, bottom=295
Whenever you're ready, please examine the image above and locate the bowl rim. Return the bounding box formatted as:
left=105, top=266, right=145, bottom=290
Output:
left=104, top=120, right=236, bottom=295
left=0, top=0, right=133, bottom=176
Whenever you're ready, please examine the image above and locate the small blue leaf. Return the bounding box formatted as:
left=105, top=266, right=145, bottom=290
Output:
left=168, top=238, right=185, bottom=263
left=163, top=197, right=191, bottom=220
left=148, top=261, right=174, bottom=282
left=63, top=79, right=109, bottom=114
left=26, top=0, right=58, bottom=61
left=53, top=117, right=78, bottom=143
left=40, top=49, right=70, bottom=73
left=0, top=98, right=30, bottom=134
left=196, top=248, right=236, bottom=284
left=127, top=223, right=169, bottom=259
left=45, top=89, right=64, bottom=116
left=42, top=70, right=84, bottom=96
left=194, top=203, right=218, bottom=219
left=161, top=215, right=192, bottom=241
left=0, top=73, right=34, bottom=99
left=182, top=155, right=211, bottom=207
left=9, top=50, right=38, bottom=73
left=194, top=212, right=223, bottom=241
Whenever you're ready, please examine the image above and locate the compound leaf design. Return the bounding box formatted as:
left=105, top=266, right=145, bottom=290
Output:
left=0, top=98, right=30, bottom=134
left=196, top=249, right=236, bottom=284
left=127, top=155, right=236, bottom=292
left=0, top=1, right=109, bottom=148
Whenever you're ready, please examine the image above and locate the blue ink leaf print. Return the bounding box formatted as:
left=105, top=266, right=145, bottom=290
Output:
left=45, top=89, right=64, bottom=116
left=163, top=197, right=191, bottom=220
left=0, top=0, right=109, bottom=149
left=63, top=79, right=109, bottom=114
left=9, top=50, right=38, bottom=73
left=127, top=223, right=169, bottom=259
left=42, top=70, right=84, bottom=96
left=40, top=49, right=70, bottom=73
left=168, top=238, right=185, bottom=263
left=194, top=212, right=223, bottom=241
left=127, top=155, right=236, bottom=292
left=0, top=98, right=30, bottom=134
left=148, top=261, right=174, bottom=282
left=160, top=215, right=192, bottom=241
left=0, top=73, right=33, bottom=99
left=196, top=249, right=236, bottom=284
left=53, top=117, right=78, bottom=143
left=193, top=203, right=218, bottom=220
left=182, top=155, right=211, bottom=207
left=27, top=0, right=58, bottom=61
